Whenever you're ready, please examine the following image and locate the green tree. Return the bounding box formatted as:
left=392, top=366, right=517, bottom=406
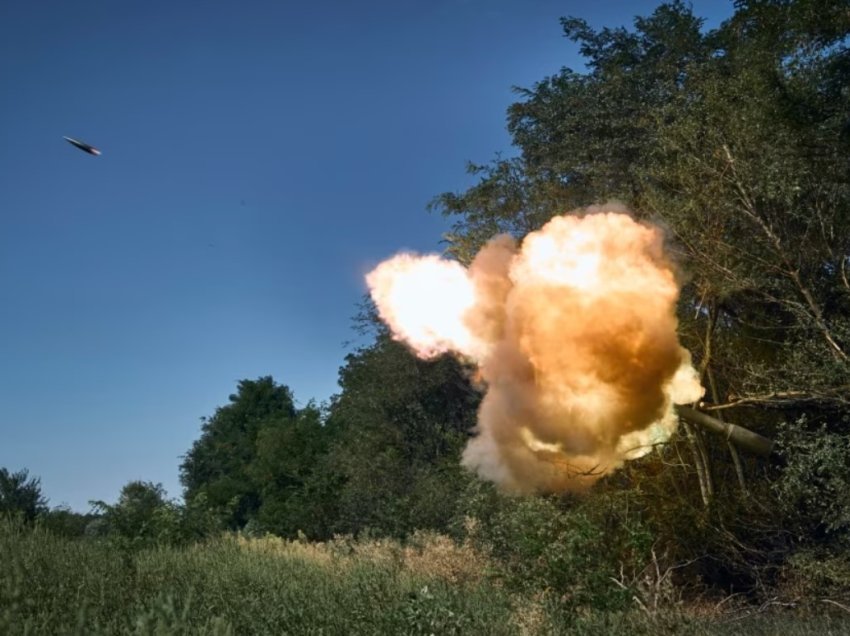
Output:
left=432, top=2, right=710, bottom=263
left=180, top=377, right=297, bottom=528
left=435, top=0, right=850, bottom=412
left=39, top=506, right=97, bottom=538
left=90, top=481, right=182, bottom=546
left=430, top=0, right=850, bottom=591
left=0, top=468, right=47, bottom=522
left=643, top=0, right=850, bottom=410
left=324, top=333, right=480, bottom=537
left=249, top=403, right=338, bottom=538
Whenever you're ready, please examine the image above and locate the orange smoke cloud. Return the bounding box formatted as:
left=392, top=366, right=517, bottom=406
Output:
left=366, top=205, right=703, bottom=493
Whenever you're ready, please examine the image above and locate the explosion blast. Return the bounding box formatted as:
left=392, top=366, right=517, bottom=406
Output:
left=366, top=205, right=703, bottom=493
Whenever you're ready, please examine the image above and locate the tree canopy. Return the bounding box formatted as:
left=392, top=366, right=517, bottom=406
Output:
left=0, top=468, right=47, bottom=522
left=427, top=0, right=850, bottom=580
left=180, top=377, right=299, bottom=528
left=433, top=0, right=850, bottom=417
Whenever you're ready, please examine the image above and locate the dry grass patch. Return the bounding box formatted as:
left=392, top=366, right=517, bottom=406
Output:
left=235, top=530, right=492, bottom=586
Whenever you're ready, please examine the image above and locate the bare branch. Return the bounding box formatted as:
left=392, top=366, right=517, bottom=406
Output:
left=822, top=599, right=850, bottom=614
left=721, top=144, right=847, bottom=362
left=702, top=387, right=850, bottom=410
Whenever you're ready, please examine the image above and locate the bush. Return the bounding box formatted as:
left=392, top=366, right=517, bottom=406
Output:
left=455, top=481, right=654, bottom=612
left=37, top=506, right=96, bottom=539
left=780, top=549, right=850, bottom=598
left=773, top=417, right=850, bottom=546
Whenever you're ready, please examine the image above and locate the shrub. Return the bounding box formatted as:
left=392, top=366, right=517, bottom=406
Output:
left=457, top=484, right=655, bottom=612
left=774, top=417, right=850, bottom=545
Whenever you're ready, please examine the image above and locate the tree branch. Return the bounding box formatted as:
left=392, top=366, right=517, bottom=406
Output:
left=701, top=387, right=850, bottom=410
left=721, top=144, right=847, bottom=362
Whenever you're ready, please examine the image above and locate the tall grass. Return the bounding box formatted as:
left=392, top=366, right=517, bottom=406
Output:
left=1, top=518, right=848, bottom=634
left=0, top=518, right=517, bottom=634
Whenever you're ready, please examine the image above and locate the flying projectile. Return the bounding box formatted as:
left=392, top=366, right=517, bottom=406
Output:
left=63, top=136, right=101, bottom=156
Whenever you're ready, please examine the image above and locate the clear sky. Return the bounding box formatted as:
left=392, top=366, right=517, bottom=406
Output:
left=0, top=0, right=732, bottom=511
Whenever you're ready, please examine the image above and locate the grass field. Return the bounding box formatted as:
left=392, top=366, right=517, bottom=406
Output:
left=2, top=519, right=849, bottom=635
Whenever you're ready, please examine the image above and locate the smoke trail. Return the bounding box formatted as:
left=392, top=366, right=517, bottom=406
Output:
left=366, top=206, right=703, bottom=493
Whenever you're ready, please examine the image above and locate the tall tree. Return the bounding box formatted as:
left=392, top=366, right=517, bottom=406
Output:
left=430, top=1, right=850, bottom=579
left=249, top=403, right=337, bottom=538
left=180, top=377, right=297, bottom=528
left=433, top=0, right=850, bottom=418
left=323, top=332, right=480, bottom=537
left=0, top=468, right=47, bottom=522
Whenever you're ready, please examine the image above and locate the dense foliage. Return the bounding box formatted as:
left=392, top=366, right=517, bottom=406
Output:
left=0, top=468, right=47, bottom=522
left=430, top=0, right=850, bottom=592
left=180, top=377, right=301, bottom=529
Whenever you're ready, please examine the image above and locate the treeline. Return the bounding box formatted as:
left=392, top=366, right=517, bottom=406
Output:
left=2, top=338, right=479, bottom=544
left=179, top=340, right=478, bottom=540
left=4, top=0, right=850, bottom=609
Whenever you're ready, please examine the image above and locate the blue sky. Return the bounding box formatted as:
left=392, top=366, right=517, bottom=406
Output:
left=0, top=0, right=732, bottom=511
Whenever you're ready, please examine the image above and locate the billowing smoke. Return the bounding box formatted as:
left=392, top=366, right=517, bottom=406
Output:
left=366, top=205, right=703, bottom=493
